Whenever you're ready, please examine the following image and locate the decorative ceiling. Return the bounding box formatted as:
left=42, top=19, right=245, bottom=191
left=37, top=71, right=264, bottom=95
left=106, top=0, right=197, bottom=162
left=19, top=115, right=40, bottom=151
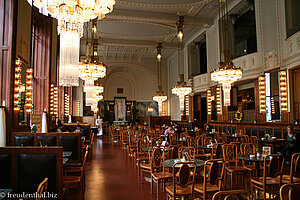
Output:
left=80, top=0, right=221, bottom=63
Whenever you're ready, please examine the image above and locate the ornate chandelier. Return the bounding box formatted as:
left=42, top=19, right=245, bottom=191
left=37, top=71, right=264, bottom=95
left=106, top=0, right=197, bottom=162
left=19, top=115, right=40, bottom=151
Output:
left=153, top=43, right=167, bottom=116
left=79, top=61, right=106, bottom=81
left=210, top=0, right=243, bottom=106
left=172, top=74, right=192, bottom=116
left=28, top=0, right=115, bottom=86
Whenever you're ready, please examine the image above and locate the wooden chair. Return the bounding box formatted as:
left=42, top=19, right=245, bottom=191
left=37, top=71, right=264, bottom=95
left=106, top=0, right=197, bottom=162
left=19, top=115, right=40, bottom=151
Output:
left=165, top=161, right=196, bottom=200
left=211, top=143, right=223, bottom=159
left=222, top=144, right=248, bottom=190
left=250, top=154, right=285, bottom=200
left=179, top=146, right=196, bottom=159
left=63, top=147, right=89, bottom=199
left=36, top=178, right=48, bottom=200
left=194, top=159, right=224, bottom=200
left=240, top=143, right=257, bottom=177
left=279, top=182, right=300, bottom=200
left=169, top=146, right=179, bottom=159
left=282, top=153, right=300, bottom=184
left=249, top=136, right=259, bottom=148
left=150, top=148, right=173, bottom=200
left=241, top=135, right=249, bottom=143
left=212, top=189, right=250, bottom=200
left=140, top=150, right=151, bottom=183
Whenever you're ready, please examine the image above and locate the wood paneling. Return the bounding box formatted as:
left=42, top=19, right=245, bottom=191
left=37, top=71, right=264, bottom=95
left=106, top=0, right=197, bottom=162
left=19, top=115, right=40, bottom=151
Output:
left=293, top=68, right=300, bottom=122
left=0, top=0, right=16, bottom=137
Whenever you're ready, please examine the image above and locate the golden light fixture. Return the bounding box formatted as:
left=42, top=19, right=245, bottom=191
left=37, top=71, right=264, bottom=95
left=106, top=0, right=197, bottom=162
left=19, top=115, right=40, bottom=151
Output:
left=53, top=86, right=58, bottom=116
left=216, top=87, right=222, bottom=114
left=64, top=94, right=70, bottom=116
left=185, top=97, right=189, bottom=116
left=279, top=70, right=288, bottom=111
left=153, top=43, right=168, bottom=116
left=210, top=0, right=243, bottom=106
left=172, top=74, right=192, bottom=116
left=176, top=16, right=184, bottom=43
left=25, top=68, right=33, bottom=113
left=258, top=75, right=266, bottom=113
left=271, top=97, right=275, bottom=114
left=207, top=89, right=212, bottom=115
left=14, top=58, right=21, bottom=111
left=76, top=101, right=81, bottom=116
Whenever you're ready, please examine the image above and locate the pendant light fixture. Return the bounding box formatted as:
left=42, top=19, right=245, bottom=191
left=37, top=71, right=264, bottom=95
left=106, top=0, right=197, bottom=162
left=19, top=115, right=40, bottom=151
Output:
left=210, top=0, right=243, bottom=106
left=153, top=43, right=167, bottom=116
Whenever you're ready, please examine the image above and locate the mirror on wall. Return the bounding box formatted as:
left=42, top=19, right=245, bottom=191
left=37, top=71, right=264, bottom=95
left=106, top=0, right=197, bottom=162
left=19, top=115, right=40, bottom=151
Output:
left=14, top=58, right=29, bottom=126
left=265, top=71, right=281, bottom=122
left=210, top=88, right=218, bottom=121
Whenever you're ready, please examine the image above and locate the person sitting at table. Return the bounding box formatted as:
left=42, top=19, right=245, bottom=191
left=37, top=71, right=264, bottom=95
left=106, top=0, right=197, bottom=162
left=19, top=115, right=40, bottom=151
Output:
left=280, top=125, right=297, bottom=163
left=75, top=124, right=84, bottom=136
left=164, top=126, right=174, bottom=143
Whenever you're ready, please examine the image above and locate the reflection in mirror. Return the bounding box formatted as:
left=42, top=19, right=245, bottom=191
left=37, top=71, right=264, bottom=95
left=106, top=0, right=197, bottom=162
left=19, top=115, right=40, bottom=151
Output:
left=14, top=58, right=29, bottom=126
left=265, top=72, right=280, bottom=122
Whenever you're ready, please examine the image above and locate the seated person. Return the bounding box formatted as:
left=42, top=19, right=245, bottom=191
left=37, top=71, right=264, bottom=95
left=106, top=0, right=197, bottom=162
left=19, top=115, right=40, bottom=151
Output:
left=281, top=125, right=297, bottom=163
left=57, top=123, right=63, bottom=133
left=75, top=124, right=84, bottom=136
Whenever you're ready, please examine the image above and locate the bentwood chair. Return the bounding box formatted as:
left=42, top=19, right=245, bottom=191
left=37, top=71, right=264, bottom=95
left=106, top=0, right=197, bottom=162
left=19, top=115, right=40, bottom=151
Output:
left=150, top=148, right=173, bottom=200
left=249, top=136, right=259, bottom=148
left=250, top=154, right=285, bottom=200
left=211, top=143, right=223, bottom=159
left=179, top=146, right=196, bottom=159
left=279, top=182, right=300, bottom=200
left=212, top=189, right=251, bottom=200
left=222, top=144, right=248, bottom=190
left=36, top=178, right=48, bottom=200
left=165, top=161, right=196, bottom=200
left=194, top=159, right=223, bottom=200
left=282, top=153, right=300, bottom=184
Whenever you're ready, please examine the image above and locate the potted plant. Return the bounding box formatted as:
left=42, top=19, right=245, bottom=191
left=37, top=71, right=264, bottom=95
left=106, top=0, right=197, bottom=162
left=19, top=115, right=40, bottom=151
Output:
left=31, top=124, right=37, bottom=133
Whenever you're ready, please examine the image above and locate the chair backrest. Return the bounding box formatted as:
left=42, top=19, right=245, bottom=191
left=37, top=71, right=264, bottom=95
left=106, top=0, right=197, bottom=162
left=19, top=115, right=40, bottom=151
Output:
left=202, top=137, right=212, bottom=146
left=249, top=136, right=258, bottom=147
left=169, top=146, right=179, bottom=159
left=290, top=153, right=300, bottom=184
left=187, top=137, right=196, bottom=147
left=222, top=144, right=238, bottom=166
left=263, top=154, right=284, bottom=181
left=179, top=147, right=195, bottom=159
left=82, top=146, right=89, bottom=168
left=241, top=135, right=249, bottom=143
left=36, top=177, right=48, bottom=200
left=203, top=159, right=223, bottom=192
left=212, top=190, right=250, bottom=200
left=172, top=161, right=196, bottom=197
left=241, top=143, right=256, bottom=155
left=150, top=148, right=162, bottom=173
left=279, top=182, right=300, bottom=200
left=212, top=143, right=223, bottom=159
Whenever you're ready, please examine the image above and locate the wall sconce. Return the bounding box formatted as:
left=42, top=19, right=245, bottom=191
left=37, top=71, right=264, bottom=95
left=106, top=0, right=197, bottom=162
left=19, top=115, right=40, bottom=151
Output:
left=216, top=87, right=221, bottom=114
left=258, top=75, right=266, bottom=113
left=185, top=96, right=189, bottom=117
left=76, top=101, right=80, bottom=116
left=279, top=70, right=288, bottom=111
left=14, top=58, right=21, bottom=111
left=50, top=84, right=59, bottom=116
left=176, top=16, right=184, bottom=43
left=25, top=68, right=33, bottom=113
left=162, top=101, right=167, bottom=116
left=64, top=94, right=69, bottom=116
left=207, top=89, right=212, bottom=115
left=271, top=97, right=275, bottom=114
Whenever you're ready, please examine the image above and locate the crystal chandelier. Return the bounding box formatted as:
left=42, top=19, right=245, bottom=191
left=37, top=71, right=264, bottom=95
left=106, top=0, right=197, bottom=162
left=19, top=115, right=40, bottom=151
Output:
left=28, top=0, right=115, bottom=86
left=172, top=74, right=192, bottom=116
left=153, top=43, right=167, bottom=116
left=210, top=0, right=243, bottom=106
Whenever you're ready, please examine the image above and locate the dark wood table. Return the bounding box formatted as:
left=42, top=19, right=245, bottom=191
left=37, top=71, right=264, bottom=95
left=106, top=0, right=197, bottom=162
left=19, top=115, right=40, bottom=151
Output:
left=162, top=158, right=205, bottom=168
left=238, top=155, right=264, bottom=177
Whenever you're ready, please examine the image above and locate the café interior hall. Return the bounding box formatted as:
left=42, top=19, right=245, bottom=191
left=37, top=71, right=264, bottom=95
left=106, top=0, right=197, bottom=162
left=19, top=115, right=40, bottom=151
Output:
left=0, top=0, right=300, bottom=199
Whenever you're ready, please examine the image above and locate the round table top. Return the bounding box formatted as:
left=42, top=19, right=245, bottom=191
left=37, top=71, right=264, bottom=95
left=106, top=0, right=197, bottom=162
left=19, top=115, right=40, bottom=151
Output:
left=238, top=155, right=265, bottom=162
left=142, top=147, right=170, bottom=152
left=162, top=158, right=205, bottom=168
left=198, top=145, right=213, bottom=149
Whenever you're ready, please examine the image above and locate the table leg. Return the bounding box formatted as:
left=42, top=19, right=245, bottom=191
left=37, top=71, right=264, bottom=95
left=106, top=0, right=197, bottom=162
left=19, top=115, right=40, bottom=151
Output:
left=255, top=162, right=260, bottom=177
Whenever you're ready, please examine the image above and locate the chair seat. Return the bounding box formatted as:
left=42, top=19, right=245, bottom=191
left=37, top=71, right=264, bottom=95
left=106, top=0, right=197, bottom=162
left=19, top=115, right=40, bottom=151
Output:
left=137, top=156, right=148, bottom=162
left=140, top=163, right=151, bottom=170
left=225, top=166, right=248, bottom=173
left=63, top=176, right=81, bottom=184
left=152, top=172, right=173, bottom=180
left=165, top=185, right=193, bottom=196
left=282, top=175, right=300, bottom=184
left=194, top=183, right=219, bottom=193
left=64, top=161, right=83, bottom=167
left=251, top=177, right=281, bottom=186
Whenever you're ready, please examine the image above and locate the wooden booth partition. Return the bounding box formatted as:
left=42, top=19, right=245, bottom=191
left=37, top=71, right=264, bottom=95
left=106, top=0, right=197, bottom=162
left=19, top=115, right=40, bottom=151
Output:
left=10, top=132, right=82, bottom=161
left=0, top=146, right=63, bottom=200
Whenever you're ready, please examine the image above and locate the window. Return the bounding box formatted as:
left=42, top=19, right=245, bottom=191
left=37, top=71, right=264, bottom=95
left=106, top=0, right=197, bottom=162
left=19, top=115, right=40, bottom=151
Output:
left=233, top=3, right=257, bottom=58
left=285, top=0, right=300, bottom=38
left=117, top=88, right=123, bottom=94
left=199, top=41, right=207, bottom=75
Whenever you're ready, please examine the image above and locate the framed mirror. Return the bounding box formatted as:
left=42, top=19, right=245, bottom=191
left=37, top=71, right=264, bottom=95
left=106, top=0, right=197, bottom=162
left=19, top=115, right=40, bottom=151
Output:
left=265, top=71, right=281, bottom=122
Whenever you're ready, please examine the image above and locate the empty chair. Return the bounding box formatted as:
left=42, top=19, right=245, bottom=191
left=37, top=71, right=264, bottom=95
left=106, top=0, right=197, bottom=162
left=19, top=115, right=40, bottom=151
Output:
left=279, top=182, right=300, bottom=200
left=212, top=189, right=250, bottom=200
left=282, top=153, right=300, bottom=184
left=36, top=178, right=48, bottom=200
left=165, top=161, right=196, bottom=200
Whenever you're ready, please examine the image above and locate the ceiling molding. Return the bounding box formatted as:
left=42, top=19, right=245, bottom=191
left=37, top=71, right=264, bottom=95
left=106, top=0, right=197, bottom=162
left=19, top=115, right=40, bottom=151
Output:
left=81, top=38, right=180, bottom=49
left=106, top=9, right=214, bottom=26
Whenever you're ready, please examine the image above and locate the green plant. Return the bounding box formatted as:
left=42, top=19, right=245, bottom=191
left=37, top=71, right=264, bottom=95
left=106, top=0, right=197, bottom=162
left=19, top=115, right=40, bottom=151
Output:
left=31, top=124, right=37, bottom=133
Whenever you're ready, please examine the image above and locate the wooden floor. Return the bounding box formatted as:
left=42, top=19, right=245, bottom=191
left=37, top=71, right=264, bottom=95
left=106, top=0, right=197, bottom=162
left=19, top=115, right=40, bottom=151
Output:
left=67, top=136, right=159, bottom=200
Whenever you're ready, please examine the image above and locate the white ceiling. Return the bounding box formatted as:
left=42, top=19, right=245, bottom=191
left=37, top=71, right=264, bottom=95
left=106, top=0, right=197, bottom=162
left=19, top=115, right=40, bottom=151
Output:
left=80, top=0, right=221, bottom=62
